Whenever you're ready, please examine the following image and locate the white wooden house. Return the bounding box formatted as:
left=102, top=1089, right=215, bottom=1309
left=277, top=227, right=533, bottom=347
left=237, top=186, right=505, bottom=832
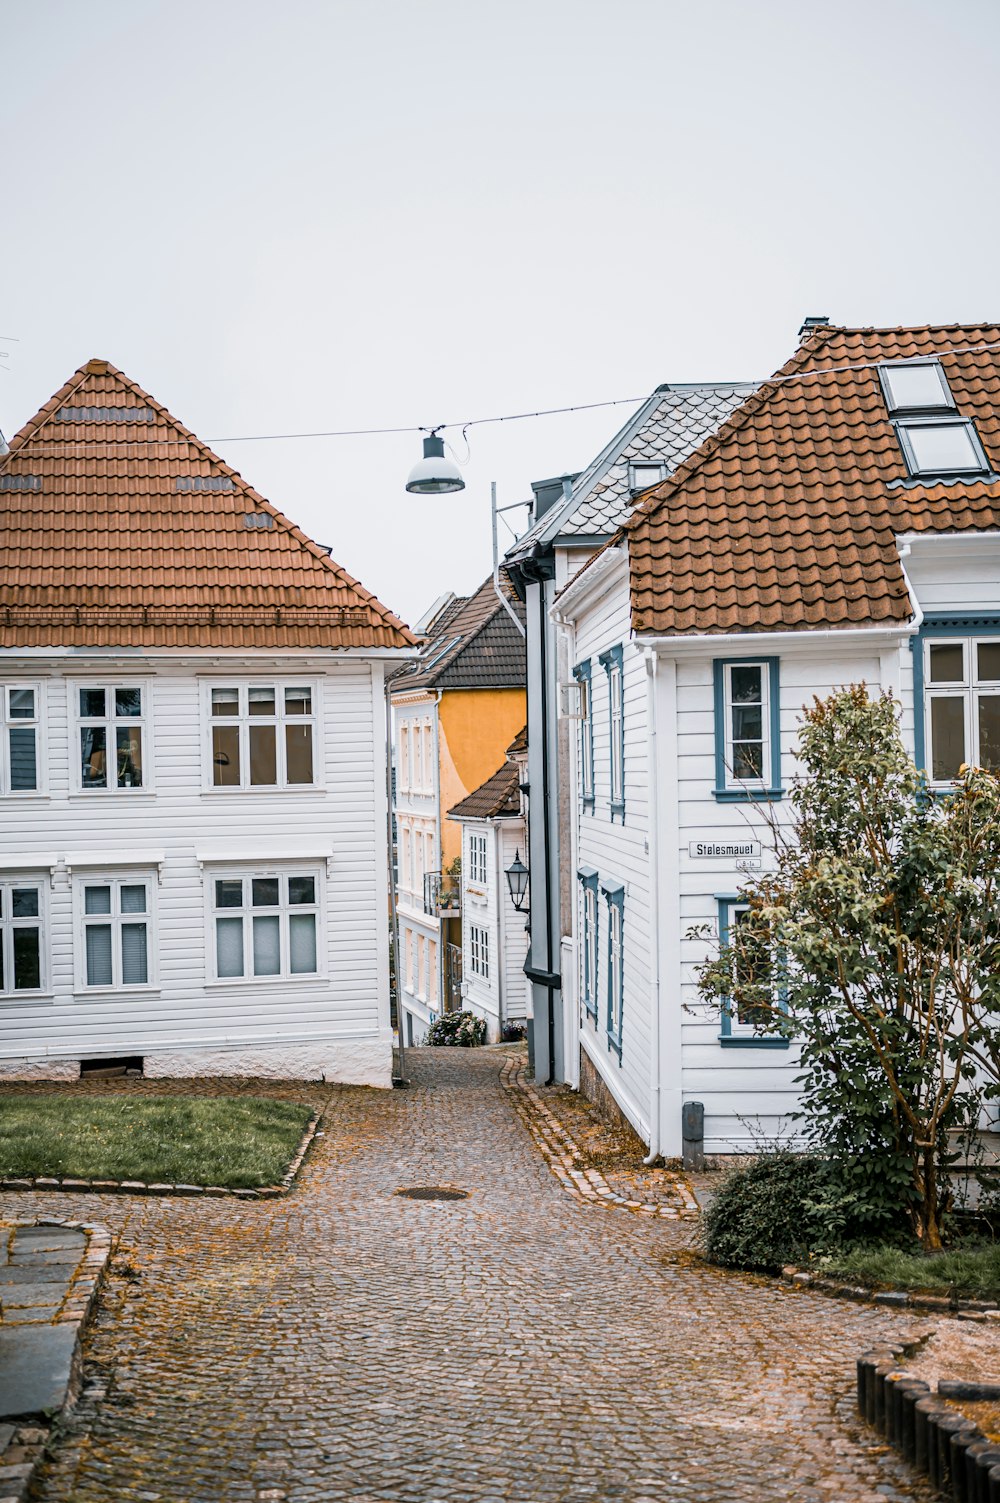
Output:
left=0, top=358, right=414, bottom=1083
left=448, top=727, right=529, bottom=1041
left=553, top=321, right=1000, bottom=1154
left=504, top=382, right=756, bottom=1082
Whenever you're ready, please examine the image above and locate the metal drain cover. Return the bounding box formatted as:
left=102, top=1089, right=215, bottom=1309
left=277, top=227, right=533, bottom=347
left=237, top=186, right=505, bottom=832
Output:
left=395, top=1186, right=469, bottom=1202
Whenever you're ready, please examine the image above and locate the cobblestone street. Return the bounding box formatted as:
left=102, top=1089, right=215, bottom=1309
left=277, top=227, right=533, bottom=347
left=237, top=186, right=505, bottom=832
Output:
left=4, top=1049, right=937, bottom=1503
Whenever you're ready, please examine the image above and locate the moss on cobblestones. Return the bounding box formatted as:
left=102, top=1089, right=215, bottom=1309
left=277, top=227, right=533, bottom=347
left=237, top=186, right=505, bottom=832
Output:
left=0, top=1096, right=313, bottom=1187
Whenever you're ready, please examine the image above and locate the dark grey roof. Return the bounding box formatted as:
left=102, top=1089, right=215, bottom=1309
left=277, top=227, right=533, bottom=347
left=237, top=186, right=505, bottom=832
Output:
left=390, top=575, right=526, bottom=693
left=506, top=382, right=758, bottom=560
left=448, top=757, right=521, bottom=821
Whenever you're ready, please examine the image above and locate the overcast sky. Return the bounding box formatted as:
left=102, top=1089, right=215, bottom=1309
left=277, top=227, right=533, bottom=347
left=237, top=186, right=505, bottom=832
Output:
left=3, top=0, right=1000, bottom=626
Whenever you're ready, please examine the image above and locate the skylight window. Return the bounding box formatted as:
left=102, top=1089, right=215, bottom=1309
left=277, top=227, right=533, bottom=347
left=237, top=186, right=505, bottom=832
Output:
left=896, top=418, right=990, bottom=477
left=629, top=462, right=667, bottom=492
left=879, top=361, right=955, bottom=413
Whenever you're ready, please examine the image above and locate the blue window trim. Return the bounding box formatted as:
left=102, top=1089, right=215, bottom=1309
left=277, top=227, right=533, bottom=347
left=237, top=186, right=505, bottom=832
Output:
left=599, top=644, right=625, bottom=821
left=911, top=614, right=1000, bottom=779
left=716, top=894, right=789, bottom=1049
left=573, top=660, right=595, bottom=811
left=712, top=656, right=783, bottom=802
left=578, top=866, right=599, bottom=1020
left=602, top=878, right=624, bottom=1059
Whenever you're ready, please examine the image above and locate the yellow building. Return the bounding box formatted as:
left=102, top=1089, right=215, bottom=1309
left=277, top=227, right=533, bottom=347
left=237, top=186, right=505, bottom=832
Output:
left=391, top=578, right=526, bottom=1043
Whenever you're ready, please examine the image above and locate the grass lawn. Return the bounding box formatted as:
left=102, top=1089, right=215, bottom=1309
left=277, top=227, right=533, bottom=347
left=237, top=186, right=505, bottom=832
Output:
left=0, top=1096, right=315, bottom=1188
left=820, top=1243, right=1000, bottom=1301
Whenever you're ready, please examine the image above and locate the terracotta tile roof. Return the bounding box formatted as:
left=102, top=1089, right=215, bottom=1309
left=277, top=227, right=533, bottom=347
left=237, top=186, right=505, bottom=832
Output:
left=447, top=756, right=521, bottom=821
left=390, top=575, right=526, bottom=692
left=624, top=324, right=1000, bottom=636
left=0, top=359, right=415, bottom=650
left=506, top=724, right=528, bottom=757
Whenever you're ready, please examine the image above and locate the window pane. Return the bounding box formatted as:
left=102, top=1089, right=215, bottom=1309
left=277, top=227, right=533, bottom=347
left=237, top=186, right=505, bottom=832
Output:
left=252, top=915, right=281, bottom=975
left=81, top=726, right=107, bottom=788
left=979, top=696, right=1000, bottom=769
left=249, top=724, right=277, bottom=784
left=930, top=696, right=966, bottom=780
left=211, top=687, right=239, bottom=717
left=84, top=885, right=112, bottom=915
left=8, top=688, right=34, bottom=720
left=121, top=924, right=148, bottom=985
left=216, top=916, right=244, bottom=977
left=730, top=665, right=762, bottom=703
left=13, top=928, right=40, bottom=990
left=883, top=363, right=950, bottom=410
left=80, top=688, right=106, bottom=718
left=215, top=879, right=243, bottom=908
left=248, top=686, right=276, bottom=716
left=252, top=877, right=280, bottom=907
left=115, top=688, right=142, bottom=717
left=732, top=742, right=765, bottom=779
left=285, top=725, right=313, bottom=784
left=212, top=725, right=240, bottom=786
left=632, top=465, right=663, bottom=488
left=288, top=876, right=315, bottom=906
left=978, top=643, right=1000, bottom=682
left=906, top=422, right=983, bottom=473
left=120, top=885, right=146, bottom=914
left=116, top=726, right=142, bottom=788
left=86, top=925, right=113, bottom=986
left=9, top=728, right=36, bottom=791
left=289, top=913, right=317, bottom=973
left=12, top=888, right=38, bottom=918
left=285, top=687, right=311, bottom=715
left=731, top=703, right=763, bottom=741
left=929, top=643, right=965, bottom=683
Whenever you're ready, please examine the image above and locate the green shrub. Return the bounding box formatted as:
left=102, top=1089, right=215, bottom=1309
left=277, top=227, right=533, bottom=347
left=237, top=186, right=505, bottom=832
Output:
left=426, top=1010, right=487, bottom=1047
left=703, top=1152, right=826, bottom=1271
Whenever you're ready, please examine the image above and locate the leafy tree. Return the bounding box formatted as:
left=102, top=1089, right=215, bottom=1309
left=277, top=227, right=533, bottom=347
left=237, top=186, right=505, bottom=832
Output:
left=696, top=686, right=1000, bottom=1251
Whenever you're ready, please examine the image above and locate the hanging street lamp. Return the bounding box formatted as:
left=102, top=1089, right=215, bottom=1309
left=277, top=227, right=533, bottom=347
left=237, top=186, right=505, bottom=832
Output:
left=505, top=849, right=529, bottom=912
left=405, top=429, right=465, bottom=495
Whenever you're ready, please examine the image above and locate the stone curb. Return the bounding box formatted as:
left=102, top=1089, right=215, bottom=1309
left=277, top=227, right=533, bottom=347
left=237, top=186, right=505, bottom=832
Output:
left=0, top=1111, right=323, bottom=1202
left=856, top=1345, right=1000, bottom=1499
left=499, top=1053, right=699, bottom=1220
left=782, top=1264, right=1000, bottom=1321
left=0, top=1217, right=113, bottom=1503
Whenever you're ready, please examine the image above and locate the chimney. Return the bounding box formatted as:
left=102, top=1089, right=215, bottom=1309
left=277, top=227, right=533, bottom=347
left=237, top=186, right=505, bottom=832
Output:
left=798, top=315, right=830, bottom=341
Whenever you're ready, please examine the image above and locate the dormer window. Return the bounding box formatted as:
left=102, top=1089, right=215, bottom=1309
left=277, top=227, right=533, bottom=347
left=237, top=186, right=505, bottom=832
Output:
left=896, top=418, right=990, bottom=478
left=879, top=360, right=955, bottom=413
left=629, top=462, right=667, bottom=493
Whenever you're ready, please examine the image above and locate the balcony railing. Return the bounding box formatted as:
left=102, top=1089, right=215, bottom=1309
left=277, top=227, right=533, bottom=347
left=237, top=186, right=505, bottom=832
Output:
left=423, top=871, right=461, bottom=918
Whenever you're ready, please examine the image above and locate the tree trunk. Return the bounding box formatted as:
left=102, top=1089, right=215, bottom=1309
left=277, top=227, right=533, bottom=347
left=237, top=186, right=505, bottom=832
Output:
left=920, top=1144, right=944, bottom=1252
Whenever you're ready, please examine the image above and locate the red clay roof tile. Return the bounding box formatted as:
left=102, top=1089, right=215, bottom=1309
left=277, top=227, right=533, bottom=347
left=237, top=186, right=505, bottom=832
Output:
left=0, top=360, right=415, bottom=650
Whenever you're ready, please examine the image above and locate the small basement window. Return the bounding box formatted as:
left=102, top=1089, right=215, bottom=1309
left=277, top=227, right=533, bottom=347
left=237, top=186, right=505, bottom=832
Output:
left=879, top=360, right=955, bottom=413
left=896, top=418, right=990, bottom=477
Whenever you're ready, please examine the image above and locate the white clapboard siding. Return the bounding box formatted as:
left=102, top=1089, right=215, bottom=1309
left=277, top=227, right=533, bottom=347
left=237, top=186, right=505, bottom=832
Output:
left=498, top=821, right=529, bottom=1022
left=572, top=557, right=652, bottom=1141
left=460, top=820, right=500, bottom=1035
left=0, top=658, right=392, bottom=1079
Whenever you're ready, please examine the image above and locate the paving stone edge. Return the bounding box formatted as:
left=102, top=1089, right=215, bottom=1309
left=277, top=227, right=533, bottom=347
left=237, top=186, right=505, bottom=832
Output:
left=781, top=1263, right=1000, bottom=1320
left=0, top=1217, right=113, bottom=1502
left=0, top=1110, right=324, bottom=1201
left=499, top=1052, right=699, bottom=1219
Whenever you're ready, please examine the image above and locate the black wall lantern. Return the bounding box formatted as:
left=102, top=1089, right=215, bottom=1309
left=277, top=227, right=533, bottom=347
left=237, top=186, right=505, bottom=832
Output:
left=505, top=849, right=529, bottom=912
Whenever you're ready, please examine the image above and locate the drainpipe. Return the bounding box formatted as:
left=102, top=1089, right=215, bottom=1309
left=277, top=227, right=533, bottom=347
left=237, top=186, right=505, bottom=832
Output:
left=642, top=647, right=661, bottom=1165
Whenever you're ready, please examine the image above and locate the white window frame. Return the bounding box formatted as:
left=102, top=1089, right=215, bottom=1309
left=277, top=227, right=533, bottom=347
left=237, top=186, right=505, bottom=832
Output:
left=723, top=661, right=771, bottom=790
left=468, top=831, right=488, bottom=888
left=75, top=873, right=157, bottom=992
left=0, top=877, right=48, bottom=998
left=924, top=636, right=1000, bottom=784
left=0, top=684, right=44, bottom=797
left=399, top=724, right=410, bottom=793
left=469, top=922, right=490, bottom=980
left=202, top=679, right=320, bottom=792
left=206, top=866, right=325, bottom=985
left=72, top=680, right=149, bottom=794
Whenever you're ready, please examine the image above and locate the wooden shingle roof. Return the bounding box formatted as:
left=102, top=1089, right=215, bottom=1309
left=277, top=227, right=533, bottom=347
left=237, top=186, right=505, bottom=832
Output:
left=0, top=359, right=415, bottom=650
